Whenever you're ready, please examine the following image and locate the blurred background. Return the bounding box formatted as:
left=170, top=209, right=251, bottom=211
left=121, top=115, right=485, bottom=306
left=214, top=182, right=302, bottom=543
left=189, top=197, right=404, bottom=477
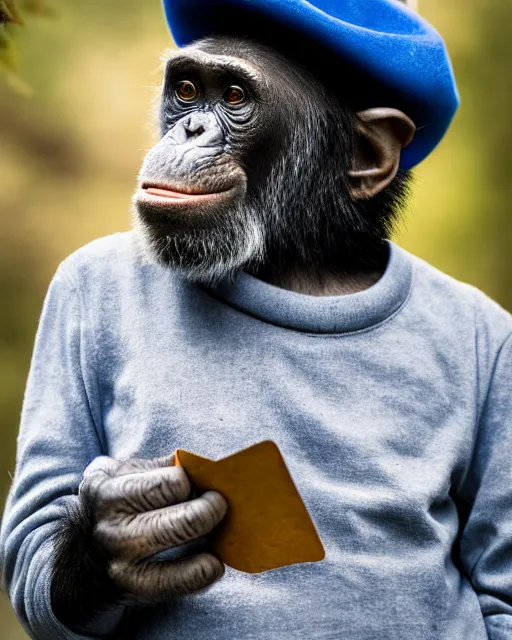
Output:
left=0, top=0, right=511, bottom=636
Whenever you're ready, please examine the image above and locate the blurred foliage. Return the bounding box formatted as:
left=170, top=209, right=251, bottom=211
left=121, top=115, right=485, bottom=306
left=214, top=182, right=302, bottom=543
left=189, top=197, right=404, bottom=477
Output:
left=1, top=0, right=55, bottom=93
left=0, top=0, right=511, bottom=636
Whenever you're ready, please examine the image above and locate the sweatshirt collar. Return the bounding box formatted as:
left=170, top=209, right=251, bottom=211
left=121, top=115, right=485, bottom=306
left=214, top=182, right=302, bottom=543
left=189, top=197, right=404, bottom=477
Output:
left=208, top=241, right=413, bottom=334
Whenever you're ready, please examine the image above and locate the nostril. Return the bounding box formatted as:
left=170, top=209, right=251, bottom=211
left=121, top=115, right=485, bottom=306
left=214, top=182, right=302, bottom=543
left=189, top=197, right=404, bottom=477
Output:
left=185, top=124, right=206, bottom=139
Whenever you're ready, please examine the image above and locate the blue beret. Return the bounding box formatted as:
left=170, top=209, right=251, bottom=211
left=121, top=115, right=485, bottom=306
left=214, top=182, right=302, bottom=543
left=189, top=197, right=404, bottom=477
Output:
left=162, top=0, right=459, bottom=169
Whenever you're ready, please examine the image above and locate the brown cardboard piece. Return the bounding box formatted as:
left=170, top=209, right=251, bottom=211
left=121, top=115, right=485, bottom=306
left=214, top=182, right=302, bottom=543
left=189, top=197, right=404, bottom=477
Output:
left=175, top=440, right=325, bottom=574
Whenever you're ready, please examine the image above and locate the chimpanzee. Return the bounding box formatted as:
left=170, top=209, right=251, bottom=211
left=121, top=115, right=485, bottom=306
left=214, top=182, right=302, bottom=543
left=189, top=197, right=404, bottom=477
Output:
left=1, top=1, right=511, bottom=639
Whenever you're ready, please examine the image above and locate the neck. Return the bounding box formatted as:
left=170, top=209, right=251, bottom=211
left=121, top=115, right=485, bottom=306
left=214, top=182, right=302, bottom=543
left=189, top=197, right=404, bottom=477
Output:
left=248, top=263, right=386, bottom=296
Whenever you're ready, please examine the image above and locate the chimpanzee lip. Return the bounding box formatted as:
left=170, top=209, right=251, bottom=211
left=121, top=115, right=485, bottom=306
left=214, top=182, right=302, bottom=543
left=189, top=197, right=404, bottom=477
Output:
left=140, top=182, right=233, bottom=199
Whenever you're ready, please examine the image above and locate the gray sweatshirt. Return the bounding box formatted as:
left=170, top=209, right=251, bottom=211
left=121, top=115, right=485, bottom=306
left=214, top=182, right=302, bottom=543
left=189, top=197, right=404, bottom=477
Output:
left=1, top=231, right=512, bottom=640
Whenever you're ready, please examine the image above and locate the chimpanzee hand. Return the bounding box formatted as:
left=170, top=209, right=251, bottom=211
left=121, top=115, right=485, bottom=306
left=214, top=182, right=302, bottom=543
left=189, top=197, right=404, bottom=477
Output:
left=81, top=455, right=228, bottom=599
left=51, top=455, right=227, bottom=633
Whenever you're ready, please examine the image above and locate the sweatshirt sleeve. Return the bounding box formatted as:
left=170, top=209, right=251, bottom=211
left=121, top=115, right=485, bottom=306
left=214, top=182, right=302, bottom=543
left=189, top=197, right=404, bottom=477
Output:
left=457, top=333, right=512, bottom=640
left=0, top=265, right=106, bottom=639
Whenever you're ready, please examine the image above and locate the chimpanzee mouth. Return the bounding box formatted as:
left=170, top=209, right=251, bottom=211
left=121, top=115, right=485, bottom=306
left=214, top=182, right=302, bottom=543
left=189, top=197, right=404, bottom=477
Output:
left=137, top=182, right=233, bottom=205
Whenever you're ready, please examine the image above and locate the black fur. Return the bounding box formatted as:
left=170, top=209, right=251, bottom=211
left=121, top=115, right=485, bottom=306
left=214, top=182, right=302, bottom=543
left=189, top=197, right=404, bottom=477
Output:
left=51, top=499, right=123, bottom=633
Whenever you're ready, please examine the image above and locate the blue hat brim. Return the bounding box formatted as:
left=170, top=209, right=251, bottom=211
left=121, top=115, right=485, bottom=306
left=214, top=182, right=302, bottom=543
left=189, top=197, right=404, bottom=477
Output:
left=162, top=0, right=459, bottom=169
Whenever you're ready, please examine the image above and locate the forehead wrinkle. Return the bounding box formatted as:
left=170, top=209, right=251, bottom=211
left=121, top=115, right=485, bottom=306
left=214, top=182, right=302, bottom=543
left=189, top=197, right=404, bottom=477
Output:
left=164, top=48, right=266, bottom=88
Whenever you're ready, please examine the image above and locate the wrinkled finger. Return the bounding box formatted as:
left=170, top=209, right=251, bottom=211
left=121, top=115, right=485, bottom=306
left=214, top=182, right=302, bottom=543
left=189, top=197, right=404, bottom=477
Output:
left=115, top=454, right=175, bottom=476
left=79, top=455, right=176, bottom=505
left=83, top=456, right=119, bottom=478
left=96, top=466, right=191, bottom=515
left=137, top=491, right=228, bottom=552
left=103, top=490, right=228, bottom=559
left=110, top=553, right=224, bottom=600
left=79, top=457, right=119, bottom=504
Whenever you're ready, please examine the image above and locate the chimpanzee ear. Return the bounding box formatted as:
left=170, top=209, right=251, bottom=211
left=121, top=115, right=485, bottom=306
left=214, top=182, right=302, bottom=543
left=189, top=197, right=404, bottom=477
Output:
left=348, top=108, right=416, bottom=200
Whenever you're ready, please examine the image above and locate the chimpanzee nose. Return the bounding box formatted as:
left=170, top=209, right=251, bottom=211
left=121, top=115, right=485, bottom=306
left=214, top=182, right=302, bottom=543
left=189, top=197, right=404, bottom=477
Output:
left=170, top=112, right=221, bottom=145
left=184, top=114, right=206, bottom=139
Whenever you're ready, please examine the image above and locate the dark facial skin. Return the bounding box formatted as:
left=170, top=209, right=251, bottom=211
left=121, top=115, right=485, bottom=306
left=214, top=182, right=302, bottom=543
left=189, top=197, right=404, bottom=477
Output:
left=134, top=37, right=415, bottom=292
left=134, top=38, right=291, bottom=284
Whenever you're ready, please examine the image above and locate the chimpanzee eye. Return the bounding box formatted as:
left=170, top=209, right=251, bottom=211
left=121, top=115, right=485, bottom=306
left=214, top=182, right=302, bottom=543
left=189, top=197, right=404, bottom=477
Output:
left=223, top=85, right=246, bottom=105
left=175, top=80, right=198, bottom=102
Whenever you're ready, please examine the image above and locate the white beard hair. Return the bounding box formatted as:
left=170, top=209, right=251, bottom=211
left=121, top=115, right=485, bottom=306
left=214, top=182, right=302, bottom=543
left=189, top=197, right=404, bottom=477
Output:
left=131, top=200, right=266, bottom=286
